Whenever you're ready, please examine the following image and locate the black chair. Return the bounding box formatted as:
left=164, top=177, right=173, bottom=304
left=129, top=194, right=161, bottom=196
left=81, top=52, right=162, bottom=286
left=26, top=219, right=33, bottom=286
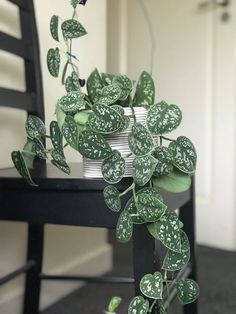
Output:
left=0, top=1, right=198, bottom=313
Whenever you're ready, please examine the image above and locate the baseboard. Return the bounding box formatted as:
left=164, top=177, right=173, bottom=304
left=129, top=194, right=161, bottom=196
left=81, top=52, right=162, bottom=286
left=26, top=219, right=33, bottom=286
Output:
left=0, top=244, right=112, bottom=314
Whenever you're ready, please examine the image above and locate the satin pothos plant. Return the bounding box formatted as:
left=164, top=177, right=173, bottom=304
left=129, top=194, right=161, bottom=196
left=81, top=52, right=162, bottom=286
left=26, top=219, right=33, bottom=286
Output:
left=11, top=1, right=199, bottom=313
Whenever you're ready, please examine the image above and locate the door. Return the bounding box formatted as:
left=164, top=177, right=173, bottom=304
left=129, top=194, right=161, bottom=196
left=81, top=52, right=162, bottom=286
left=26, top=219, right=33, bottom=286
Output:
left=108, top=0, right=236, bottom=250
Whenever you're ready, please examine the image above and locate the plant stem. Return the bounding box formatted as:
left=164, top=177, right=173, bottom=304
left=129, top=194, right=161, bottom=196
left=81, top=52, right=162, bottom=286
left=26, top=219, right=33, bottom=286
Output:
left=119, top=182, right=135, bottom=197
left=149, top=299, right=157, bottom=313
left=164, top=270, right=170, bottom=311
left=160, top=136, right=174, bottom=142
left=124, top=153, right=132, bottom=159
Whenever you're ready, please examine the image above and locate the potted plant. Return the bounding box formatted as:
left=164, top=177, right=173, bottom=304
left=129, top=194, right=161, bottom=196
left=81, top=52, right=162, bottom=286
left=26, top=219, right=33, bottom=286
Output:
left=11, top=0, right=199, bottom=313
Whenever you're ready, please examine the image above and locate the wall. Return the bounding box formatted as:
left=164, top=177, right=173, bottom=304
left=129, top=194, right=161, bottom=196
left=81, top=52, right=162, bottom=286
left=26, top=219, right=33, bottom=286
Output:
left=0, top=0, right=111, bottom=312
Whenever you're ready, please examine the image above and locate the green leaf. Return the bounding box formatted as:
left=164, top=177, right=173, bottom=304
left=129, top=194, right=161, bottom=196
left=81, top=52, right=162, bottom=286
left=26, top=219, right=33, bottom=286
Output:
left=111, top=104, right=125, bottom=116
left=87, top=68, right=104, bottom=103
left=152, top=168, right=192, bottom=193
left=128, top=123, right=154, bottom=156
left=50, top=15, right=59, bottom=41
left=116, top=210, right=133, bottom=243
left=88, top=103, right=123, bottom=134
left=51, top=150, right=70, bottom=174
left=32, top=138, right=47, bottom=159
left=108, top=297, right=122, bottom=313
left=136, top=188, right=167, bottom=222
left=116, top=116, right=130, bottom=133
left=55, top=105, right=66, bottom=131
left=58, top=91, right=85, bottom=113
left=98, top=84, right=122, bottom=106
left=50, top=121, right=64, bottom=156
left=71, top=0, right=80, bottom=8
left=74, top=111, right=89, bottom=126
left=101, top=73, right=115, bottom=85
left=133, top=155, right=157, bottom=186
left=124, top=195, right=145, bottom=224
left=62, top=116, right=79, bottom=150
left=133, top=71, right=155, bottom=108
left=147, top=101, right=182, bottom=135
left=113, top=75, right=132, bottom=101
left=11, top=151, right=37, bottom=186
left=22, top=140, right=35, bottom=169
left=102, top=150, right=125, bottom=184
left=103, top=185, right=121, bottom=212
left=61, top=19, right=87, bottom=39
left=78, top=130, right=112, bottom=160
left=140, top=272, right=163, bottom=299
left=162, top=230, right=190, bottom=271
left=65, top=71, right=80, bottom=93
left=169, top=136, right=197, bottom=174
left=147, top=223, right=159, bottom=239
left=152, top=146, right=173, bottom=176
left=128, top=296, right=149, bottom=314
left=177, top=279, right=200, bottom=305
left=47, top=48, right=60, bottom=77
left=154, top=210, right=181, bottom=252
left=25, top=115, right=46, bottom=139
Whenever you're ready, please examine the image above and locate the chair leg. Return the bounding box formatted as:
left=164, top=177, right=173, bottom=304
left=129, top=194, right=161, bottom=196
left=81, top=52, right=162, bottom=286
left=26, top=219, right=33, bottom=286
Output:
left=179, top=178, right=198, bottom=314
left=23, top=224, right=44, bottom=314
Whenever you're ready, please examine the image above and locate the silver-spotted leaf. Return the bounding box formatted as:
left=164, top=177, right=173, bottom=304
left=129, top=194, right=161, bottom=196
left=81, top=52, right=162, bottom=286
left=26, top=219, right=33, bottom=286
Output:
left=78, top=130, right=112, bottom=160
left=116, top=210, right=133, bottom=243
left=154, top=210, right=181, bottom=252
left=58, top=91, right=85, bottom=113
left=103, top=185, right=121, bottom=212
left=99, top=84, right=122, bottom=106
left=25, top=115, right=46, bottom=139
left=116, top=116, right=130, bottom=133
left=88, top=103, right=122, bottom=134
left=140, top=272, right=163, bottom=299
left=50, top=15, right=59, bottom=41
left=169, top=136, right=197, bottom=174
left=152, top=168, right=191, bottom=193
left=136, top=189, right=167, bottom=222
left=133, top=155, right=157, bottom=186
left=65, top=71, right=80, bottom=92
left=147, top=101, right=182, bottom=135
left=47, top=48, right=60, bottom=77
left=102, top=150, right=125, bottom=184
left=162, top=230, right=190, bottom=271
left=101, top=73, right=115, bottom=85
left=133, top=71, right=155, bottom=108
left=50, top=121, right=64, bottom=157
left=152, top=146, right=173, bottom=176
left=177, top=279, right=200, bottom=305
left=124, top=196, right=145, bottom=224
left=128, top=123, right=154, bottom=156
left=62, top=116, right=79, bottom=150
left=128, top=296, right=149, bottom=314
left=55, top=105, right=66, bottom=131
left=11, top=151, right=37, bottom=186
left=61, top=19, right=87, bottom=39
left=113, top=75, right=132, bottom=101
left=51, top=155, right=70, bottom=174
left=112, top=105, right=125, bottom=116
left=32, top=138, right=47, bottom=160
left=87, top=69, right=104, bottom=103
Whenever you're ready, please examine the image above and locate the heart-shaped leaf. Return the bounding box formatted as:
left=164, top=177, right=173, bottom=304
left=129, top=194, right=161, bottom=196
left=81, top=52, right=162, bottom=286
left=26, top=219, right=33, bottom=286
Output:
left=177, top=279, right=200, bottom=305
left=128, top=123, right=154, bottom=156
left=116, top=210, right=133, bottom=243
left=78, top=130, right=112, bottom=160
left=154, top=210, right=181, bottom=252
left=50, top=15, right=59, bottom=41
left=133, top=155, right=157, bottom=186
left=108, top=296, right=122, bottom=313
left=152, top=168, right=192, bottom=193
left=25, top=115, right=46, bottom=139
left=50, top=121, right=64, bottom=157
left=47, top=48, right=60, bottom=77
left=87, top=69, right=104, bottom=103
left=98, top=84, right=122, bottom=106
left=32, top=138, right=47, bottom=159
left=112, top=104, right=125, bottom=116
left=102, top=150, right=125, bottom=184
left=58, top=91, right=85, bottom=113
left=11, top=151, right=37, bottom=186
left=74, top=111, right=89, bottom=126
left=128, top=296, right=149, bottom=314
left=162, top=230, right=190, bottom=271
left=169, top=137, right=197, bottom=174
left=88, top=103, right=123, bottom=134
left=140, top=272, right=163, bottom=299
left=136, top=189, right=167, bottom=222
left=152, top=146, right=173, bottom=177
left=116, top=116, right=130, bottom=133
left=147, top=101, right=182, bottom=135
left=113, top=75, right=132, bottom=101
left=65, top=71, right=80, bottom=93
left=103, top=185, right=121, bottom=212
left=62, top=116, right=79, bottom=150
left=124, top=196, right=145, bottom=224
left=133, top=71, right=155, bottom=108
left=51, top=150, right=70, bottom=174
left=61, top=19, right=87, bottom=39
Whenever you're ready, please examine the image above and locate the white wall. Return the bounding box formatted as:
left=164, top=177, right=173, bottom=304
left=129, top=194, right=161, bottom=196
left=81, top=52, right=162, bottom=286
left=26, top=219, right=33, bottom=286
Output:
left=0, top=0, right=111, bottom=312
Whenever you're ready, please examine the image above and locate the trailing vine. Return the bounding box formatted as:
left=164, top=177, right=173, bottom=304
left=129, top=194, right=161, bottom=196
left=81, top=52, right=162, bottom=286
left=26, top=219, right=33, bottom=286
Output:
left=11, top=1, right=199, bottom=313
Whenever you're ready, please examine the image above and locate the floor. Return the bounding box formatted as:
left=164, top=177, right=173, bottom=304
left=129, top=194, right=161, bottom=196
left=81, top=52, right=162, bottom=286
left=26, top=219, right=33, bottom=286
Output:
left=42, top=244, right=236, bottom=314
